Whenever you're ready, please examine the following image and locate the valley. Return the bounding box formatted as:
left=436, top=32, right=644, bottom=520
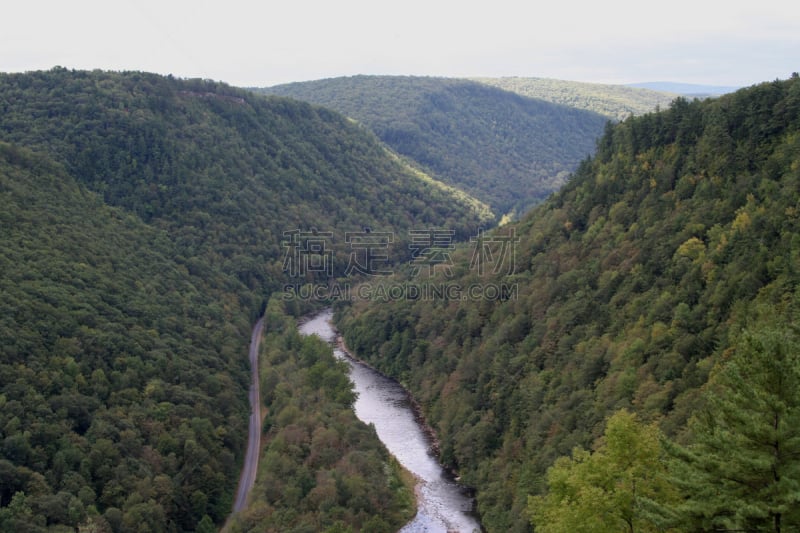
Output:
left=0, top=69, right=484, bottom=531
left=1, top=68, right=799, bottom=532
left=299, top=309, right=480, bottom=533
left=260, top=76, right=610, bottom=218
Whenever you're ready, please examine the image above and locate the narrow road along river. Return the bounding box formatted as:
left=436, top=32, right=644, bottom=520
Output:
left=300, top=309, right=482, bottom=533
left=231, top=316, right=264, bottom=513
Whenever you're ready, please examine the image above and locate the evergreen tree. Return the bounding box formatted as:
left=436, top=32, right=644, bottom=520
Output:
left=668, top=323, right=800, bottom=532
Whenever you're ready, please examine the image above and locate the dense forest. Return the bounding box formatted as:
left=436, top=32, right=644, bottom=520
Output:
left=0, top=69, right=490, bottom=287
left=225, top=299, right=415, bottom=533
left=5, top=66, right=799, bottom=532
left=260, top=75, right=608, bottom=217
left=0, top=69, right=487, bottom=531
left=472, top=77, right=677, bottom=121
left=0, top=143, right=253, bottom=530
left=337, top=75, right=800, bottom=532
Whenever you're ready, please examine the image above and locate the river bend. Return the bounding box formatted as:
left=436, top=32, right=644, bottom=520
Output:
left=299, top=309, right=481, bottom=533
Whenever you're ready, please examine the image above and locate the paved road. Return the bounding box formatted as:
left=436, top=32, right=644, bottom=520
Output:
left=231, top=316, right=264, bottom=513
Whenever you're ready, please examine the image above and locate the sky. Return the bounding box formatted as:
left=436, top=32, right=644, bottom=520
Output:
left=1, top=0, right=798, bottom=88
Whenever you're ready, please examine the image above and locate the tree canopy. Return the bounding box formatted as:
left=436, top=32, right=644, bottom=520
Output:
left=667, top=317, right=800, bottom=531
left=528, top=410, right=677, bottom=533
left=0, top=68, right=486, bottom=531
left=261, top=75, right=609, bottom=217
left=336, top=75, right=800, bottom=531
left=225, top=300, right=416, bottom=533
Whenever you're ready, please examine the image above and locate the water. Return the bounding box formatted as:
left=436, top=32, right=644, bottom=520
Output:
left=299, top=309, right=482, bottom=533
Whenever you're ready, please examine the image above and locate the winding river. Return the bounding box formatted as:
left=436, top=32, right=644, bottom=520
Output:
left=299, top=309, right=482, bottom=533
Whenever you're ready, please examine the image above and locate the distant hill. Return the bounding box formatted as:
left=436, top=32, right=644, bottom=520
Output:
left=259, top=75, right=609, bottom=218
left=472, top=76, right=677, bottom=121
left=627, top=81, right=741, bottom=97
left=0, top=69, right=486, bottom=531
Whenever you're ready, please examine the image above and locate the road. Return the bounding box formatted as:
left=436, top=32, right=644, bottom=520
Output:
left=231, top=316, right=264, bottom=513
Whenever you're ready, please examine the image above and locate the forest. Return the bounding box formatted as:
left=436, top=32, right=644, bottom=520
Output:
left=0, top=69, right=490, bottom=283
left=337, top=75, right=800, bottom=532
left=0, top=142, right=253, bottom=530
left=224, top=299, right=415, bottom=533
left=261, top=75, right=609, bottom=217
left=0, top=69, right=485, bottom=531
left=4, top=66, right=800, bottom=532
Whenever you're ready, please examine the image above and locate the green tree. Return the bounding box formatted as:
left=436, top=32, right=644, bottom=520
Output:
left=195, top=515, right=216, bottom=533
left=0, top=492, right=46, bottom=532
left=528, top=410, right=677, bottom=532
left=668, top=325, right=800, bottom=531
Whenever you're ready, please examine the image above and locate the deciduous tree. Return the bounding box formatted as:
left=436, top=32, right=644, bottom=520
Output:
left=528, top=410, right=677, bottom=532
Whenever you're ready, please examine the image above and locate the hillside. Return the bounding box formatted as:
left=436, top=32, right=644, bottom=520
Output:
left=336, top=76, right=800, bottom=531
left=0, top=69, right=486, bottom=531
left=0, top=143, right=256, bottom=530
left=0, top=70, right=490, bottom=288
left=225, top=300, right=416, bottom=532
left=472, top=76, right=677, bottom=121
left=260, top=75, right=609, bottom=217
left=627, top=81, right=741, bottom=97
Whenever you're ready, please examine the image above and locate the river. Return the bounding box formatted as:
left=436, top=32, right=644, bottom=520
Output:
left=299, top=309, right=482, bottom=533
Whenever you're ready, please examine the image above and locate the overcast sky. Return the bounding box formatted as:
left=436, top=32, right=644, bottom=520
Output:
left=2, top=0, right=798, bottom=88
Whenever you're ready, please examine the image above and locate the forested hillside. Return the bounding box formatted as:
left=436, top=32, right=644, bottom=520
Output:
left=0, top=143, right=255, bottom=530
left=628, top=81, right=740, bottom=98
left=337, top=75, right=800, bottom=531
left=260, top=75, right=608, bottom=217
left=0, top=69, right=486, bottom=531
left=225, top=300, right=415, bottom=533
left=0, top=70, right=490, bottom=288
left=472, top=76, right=676, bottom=121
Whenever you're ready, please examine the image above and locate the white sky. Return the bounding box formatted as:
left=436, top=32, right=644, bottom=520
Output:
left=2, top=0, right=798, bottom=88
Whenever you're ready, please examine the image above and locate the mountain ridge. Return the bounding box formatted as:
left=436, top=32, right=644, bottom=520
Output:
left=471, top=76, right=677, bottom=121
left=626, top=80, right=741, bottom=96
left=259, top=75, right=609, bottom=217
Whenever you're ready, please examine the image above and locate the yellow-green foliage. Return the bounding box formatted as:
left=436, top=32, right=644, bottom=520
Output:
left=529, top=410, right=677, bottom=533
